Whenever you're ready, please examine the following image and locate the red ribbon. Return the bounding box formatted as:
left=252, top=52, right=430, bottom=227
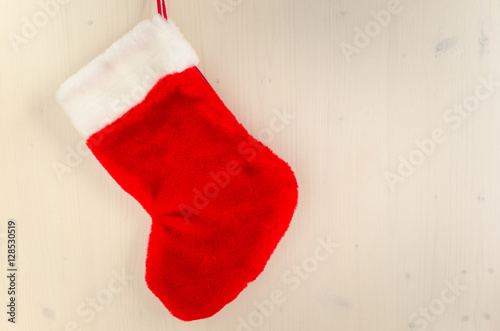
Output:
left=157, top=0, right=167, bottom=19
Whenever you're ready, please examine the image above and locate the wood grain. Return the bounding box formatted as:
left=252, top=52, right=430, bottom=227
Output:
left=1, top=0, right=499, bottom=330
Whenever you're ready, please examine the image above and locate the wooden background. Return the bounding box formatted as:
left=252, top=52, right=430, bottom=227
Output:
left=1, top=0, right=500, bottom=330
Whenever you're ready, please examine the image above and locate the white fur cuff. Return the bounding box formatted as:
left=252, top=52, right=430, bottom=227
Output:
left=56, top=14, right=199, bottom=139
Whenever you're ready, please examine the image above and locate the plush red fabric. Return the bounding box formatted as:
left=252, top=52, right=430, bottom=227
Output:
left=86, top=66, right=298, bottom=321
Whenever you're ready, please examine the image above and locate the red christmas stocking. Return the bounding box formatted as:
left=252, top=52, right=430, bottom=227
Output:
left=56, top=14, right=298, bottom=321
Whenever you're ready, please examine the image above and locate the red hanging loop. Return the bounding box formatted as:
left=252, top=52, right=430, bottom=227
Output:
left=157, top=0, right=167, bottom=19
